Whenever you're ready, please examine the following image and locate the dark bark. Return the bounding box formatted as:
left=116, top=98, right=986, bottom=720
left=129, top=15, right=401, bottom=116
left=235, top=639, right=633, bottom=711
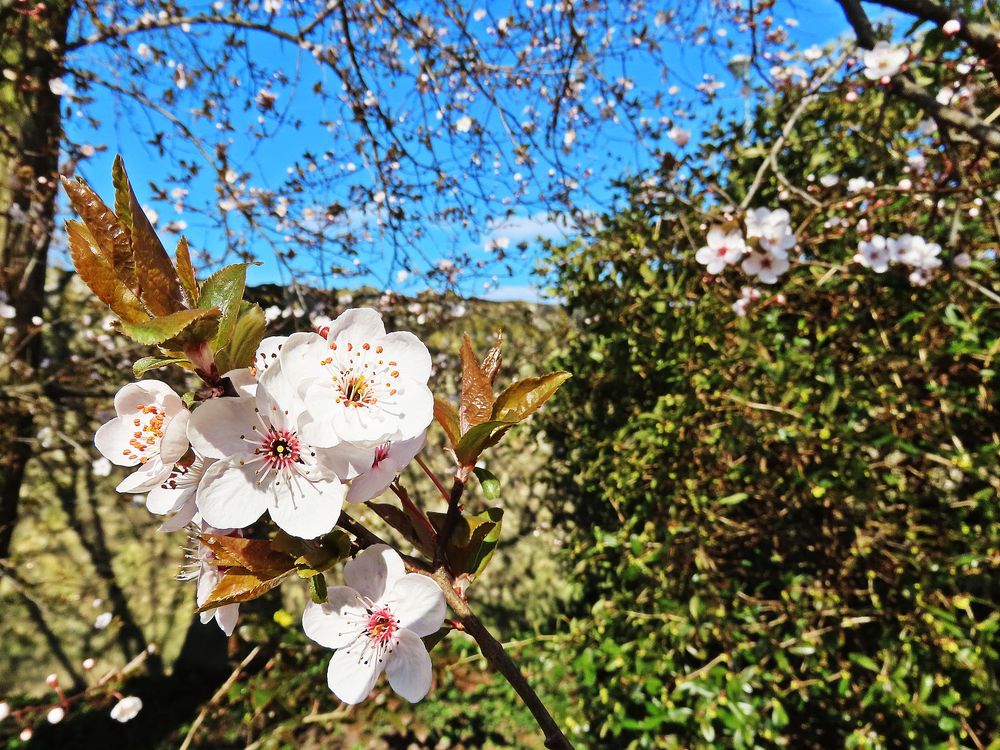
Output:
left=0, top=0, right=73, bottom=558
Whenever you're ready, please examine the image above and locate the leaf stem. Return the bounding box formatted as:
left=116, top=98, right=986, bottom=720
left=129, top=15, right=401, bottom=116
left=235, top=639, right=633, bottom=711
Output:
left=390, top=482, right=439, bottom=546
left=415, top=453, right=450, bottom=501
left=433, top=466, right=471, bottom=571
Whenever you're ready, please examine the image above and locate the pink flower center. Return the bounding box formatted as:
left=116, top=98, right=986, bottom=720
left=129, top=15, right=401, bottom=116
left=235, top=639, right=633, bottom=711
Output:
left=716, top=245, right=728, bottom=257
left=372, top=443, right=391, bottom=468
left=366, top=607, right=398, bottom=646
left=259, top=428, right=301, bottom=469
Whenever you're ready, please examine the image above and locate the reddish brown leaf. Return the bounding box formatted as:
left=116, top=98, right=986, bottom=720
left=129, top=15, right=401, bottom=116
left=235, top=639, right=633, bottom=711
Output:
left=460, top=333, right=494, bottom=434
left=199, top=535, right=296, bottom=576
left=194, top=567, right=293, bottom=612
left=116, top=159, right=186, bottom=316
left=65, top=220, right=148, bottom=324
left=434, top=396, right=461, bottom=447
left=61, top=176, right=136, bottom=292
left=175, top=236, right=199, bottom=305
left=481, top=331, right=503, bottom=385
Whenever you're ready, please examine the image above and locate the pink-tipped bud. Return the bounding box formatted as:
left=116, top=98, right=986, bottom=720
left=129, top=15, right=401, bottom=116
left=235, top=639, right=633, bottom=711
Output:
left=20, top=727, right=33, bottom=741
left=942, top=19, right=960, bottom=36
left=46, top=707, right=65, bottom=725
left=0, top=701, right=10, bottom=721
left=845, top=90, right=858, bottom=103
left=82, top=658, right=96, bottom=671
left=880, top=75, right=891, bottom=85
left=776, top=293, right=787, bottom=305
left=45, top=674, right=59, bottom=688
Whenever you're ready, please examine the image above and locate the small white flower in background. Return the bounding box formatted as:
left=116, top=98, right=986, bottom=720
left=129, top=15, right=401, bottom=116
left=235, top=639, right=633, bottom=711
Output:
left=741, top=251, right=790, bottom=285
left=0, top=301, right=14, bottom=319
left=819, top=174, right=839, bottom=188
left=896, top=234, right=942, bottom=270
left=942, top=19, right=961, bottom=36
left=847, top=176, right=872, bottom=193
left=110, top=696, right=143, bottom=722
left=803, top=45, right=823, bottom=62
left=855, top=236, right=891, bottom=273
left=695, top=226, right=746, bottom=274
left=861, top=41, right=908, bottom=80
left=346, top=432, right=427, bottom=504
left=953, top=252, right=972, bottom=269
left=667, top=126, right=690, bottom=147
left=908, top=267, right=932, bottom=286
left=278, top=308, right=434, bottom=448
left=47, top=706, right=65, bottom=724
left=94, top=611, right=113, bottom=629
left=91, top=457, right=112, bottom=477
left=918, top=118, right=937, bottom=135
left=0, top=701, right=9, bottom=721
left=563, top=129, right=576, bottom=147
left=263, top=0, right=282, bottom=13
left=82, top=658, right=96, bottom=671
left=19, top=727, right=32, bottom=741
left=302, top=544, right=446, bottom=704
left=94, top=380, right=190, bottom=495
left=454, top=115, right=473, bottom=133
left=936, top=84, right=972, bottom=108
left=263, top=305, right=282, bottom=325
left=745, top=207, right=797, bottom=257
left=48, top=77, right=70, bottom=96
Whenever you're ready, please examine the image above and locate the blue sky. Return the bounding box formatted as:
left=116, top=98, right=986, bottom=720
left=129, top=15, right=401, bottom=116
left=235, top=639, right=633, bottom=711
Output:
left=59, top=0, right=874, bottom=301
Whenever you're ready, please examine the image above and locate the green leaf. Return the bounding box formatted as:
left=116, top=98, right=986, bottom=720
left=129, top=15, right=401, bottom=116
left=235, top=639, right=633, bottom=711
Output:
left=428, top=507, right=503, bottom=578
left=454, top=419, right=514, bottom=466
left=464, top=507, right=503, bottom=578
left=433, top=396, right=462, bottom=447
left=198, top=263, right=251, bottom=352
left=115, top=157, right=186, bottom=316
left=309, top=574, right=328, bottom=604
left=717, top=492, right=749, bottom=506
left=119, top=307, right=219, bottom=346
left=65, top=220, right=148, bottom=324
left=132, top=356, right=188, bottom=377
left=216, top=302, right=266, bottom=373
left=491, top=371, right=571, bottom=423
left=474, top=467, right=501, bottom=500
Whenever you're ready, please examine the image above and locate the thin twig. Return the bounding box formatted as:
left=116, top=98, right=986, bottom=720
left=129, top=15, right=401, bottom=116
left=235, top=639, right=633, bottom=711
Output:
left=178, top=646, right=262, bottom=750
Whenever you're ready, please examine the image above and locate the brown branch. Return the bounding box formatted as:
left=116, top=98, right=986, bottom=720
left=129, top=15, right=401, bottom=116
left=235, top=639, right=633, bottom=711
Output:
left=433, top=466, right=471, bottom=570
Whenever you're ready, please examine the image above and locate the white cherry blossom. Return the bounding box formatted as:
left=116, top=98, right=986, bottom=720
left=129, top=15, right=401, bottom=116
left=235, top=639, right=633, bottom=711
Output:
left=302, top=544, right=446, bottom=705
left=861, top=41, right=908, bottom=80
left=346, top=432, right=426, bottom=504
left=94, top=380, right=190, bottom=494
left=895, top=234, right=942, bottom=270
left=855, top=236, right=891, bottom=273
left=180, top=524, right=241, bottom=636
left=278, top=308, right=433, bottom=447
left=745, top=207, right=796, bottom=257
left=189, top=363, right=361, bottom=539
left=741, top=251, right=790, bottom=285
left=148, top=455, right=213, bottom=532
left=695, top=227, right=746, bottom=274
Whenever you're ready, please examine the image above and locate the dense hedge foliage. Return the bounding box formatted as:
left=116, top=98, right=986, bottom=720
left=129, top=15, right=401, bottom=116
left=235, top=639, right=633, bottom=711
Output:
left=542, top=64, right=999, bottom=749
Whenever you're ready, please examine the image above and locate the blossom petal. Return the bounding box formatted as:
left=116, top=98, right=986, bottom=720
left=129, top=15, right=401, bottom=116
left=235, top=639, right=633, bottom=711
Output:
left=113, top=380, right=180, bottom=416
left=188, top=398, right=257, bottom=460
left=385, top=629, right=433, bottom=702
left=214, top=603, right=240, bottom=636
left=196, top=459, right=268, bottom=530
left=345, top=462, right=396, bottom=504
left=115, top=461, right=170, bottom=493
left=302, top=589, right=366, bottom=649
left=159, top=409, right=191, bottom=465
left=343, top=544, right=405, bottom=602
left=95, top=418, right=139, bottom=466
left=384, top=574, right=446, bottom=637
left=157, top=498, right=198, bottom=532
left=266, top=475, right=345, bottom=539
left=380, top=331, right=432, bottom=385
left=327, top=644, right=380, bottom=705
left=328, top=308, right=386, bottom=343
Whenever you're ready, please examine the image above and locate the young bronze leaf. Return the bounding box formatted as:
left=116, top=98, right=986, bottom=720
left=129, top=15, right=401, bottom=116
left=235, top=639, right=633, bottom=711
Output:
left=198, top=263, right=250, bottom=353
left=60, top=176, right=136, bottom=291
left=481, top=331, right=503, bottom=385
left=65, top=220, right=148, bottom=324
left=199, top=534, right=296, bottom=576
left=119, top=307, right=219, bottom=346
left=116, top=158, right=185, bottom=315
left=215, top=302, right=265, bottom=373
left=491, top=371, right=572, bottom=423
left=175, top=237, right=199, bottom=304
left=433, top=396, right=461, bottom=447
left=460, top=333, right=494, bottom=434
left=194, top=567, right=293, bottom=612
left=111, top=155, right=133, bottom=231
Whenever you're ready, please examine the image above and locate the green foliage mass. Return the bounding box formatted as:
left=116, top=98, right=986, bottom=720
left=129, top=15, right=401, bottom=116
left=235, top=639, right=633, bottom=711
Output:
left=541, top=53, right=1000, bottom=750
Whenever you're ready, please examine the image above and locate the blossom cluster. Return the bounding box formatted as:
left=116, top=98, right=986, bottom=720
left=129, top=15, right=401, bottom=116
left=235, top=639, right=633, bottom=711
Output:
left=93, top=308, right=446, bottom=704
left=854, top=233, right=945, bottom=285
left=696, top=207, right=797, bottom=285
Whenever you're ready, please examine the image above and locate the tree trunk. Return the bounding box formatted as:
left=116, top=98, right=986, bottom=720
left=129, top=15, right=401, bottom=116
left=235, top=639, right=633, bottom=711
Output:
left=0, top=0, right=72, bottom=558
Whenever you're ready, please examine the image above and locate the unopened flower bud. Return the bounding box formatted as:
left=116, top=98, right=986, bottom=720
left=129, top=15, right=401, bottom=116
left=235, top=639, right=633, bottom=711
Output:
left=845, top=90, right=858, bottom=103
left=82, top=658, right=96, bottom=671
left=47, top=707, right=65, bottom=724
left=942, top=19, right=960, bottom=36
left=20, top=727, right=33, bottom=741
left=45, top=674, right=59, bottom=688
left=0, top=701, right=10, bottom=721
